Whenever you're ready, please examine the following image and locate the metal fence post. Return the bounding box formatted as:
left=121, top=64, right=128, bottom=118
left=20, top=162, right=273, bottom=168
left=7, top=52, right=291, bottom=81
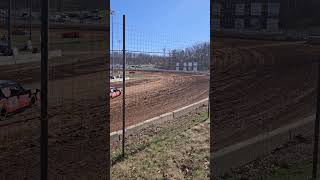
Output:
left=312, top=58, right=320, bottom=180
left=122, top=14, right=126, bottom=158
left=41, top=0, right=49, bottom=178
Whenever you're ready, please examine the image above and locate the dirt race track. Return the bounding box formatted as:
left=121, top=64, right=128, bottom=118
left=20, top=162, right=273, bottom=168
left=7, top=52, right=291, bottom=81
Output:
left=0, top=53, right=209, bottom=178
left=212, top=38, right=320, bottom=151
left=110, top=71, right=209, bottom=131
left=1, top=36, right=320, bottom=178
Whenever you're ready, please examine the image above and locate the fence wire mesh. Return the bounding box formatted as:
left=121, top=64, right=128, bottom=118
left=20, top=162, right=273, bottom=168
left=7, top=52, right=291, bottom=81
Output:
left=211, top=0, right=320, bottom=179
left=0, top=3, right=41, bottom=180
left=0, top=1, right=109, bottom=179
left=47, top=7, right=108, bottom=180
left=110, top=11, right=210, bottom=178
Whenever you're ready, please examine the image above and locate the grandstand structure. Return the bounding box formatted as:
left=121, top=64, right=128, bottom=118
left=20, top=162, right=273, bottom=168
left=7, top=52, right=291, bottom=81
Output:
left=213, top=0, right=281, bottom=32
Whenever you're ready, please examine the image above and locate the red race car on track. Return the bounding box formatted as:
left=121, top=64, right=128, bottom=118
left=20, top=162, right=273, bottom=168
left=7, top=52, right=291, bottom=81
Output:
left=110, top=87, right=121, bottom=99
left=0, top=80, right=40, bottom=120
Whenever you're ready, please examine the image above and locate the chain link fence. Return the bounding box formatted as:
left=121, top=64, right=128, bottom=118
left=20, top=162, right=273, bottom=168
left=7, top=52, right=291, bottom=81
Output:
left=0, top=1, right=109, bottom=179
left=109, top=12, right=210, bottom=178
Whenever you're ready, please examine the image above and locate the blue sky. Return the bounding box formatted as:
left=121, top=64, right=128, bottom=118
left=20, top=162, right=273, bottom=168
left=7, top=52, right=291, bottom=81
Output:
left=111, top=0, right=209, bottom=54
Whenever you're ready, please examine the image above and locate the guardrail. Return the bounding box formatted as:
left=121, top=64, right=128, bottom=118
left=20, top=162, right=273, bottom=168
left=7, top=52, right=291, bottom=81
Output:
left=0, top=50, right=62, bottom=66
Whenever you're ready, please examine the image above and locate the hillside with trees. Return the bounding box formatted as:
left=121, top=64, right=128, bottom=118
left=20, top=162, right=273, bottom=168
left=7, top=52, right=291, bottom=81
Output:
left=111, top=42, right=210, bottom=71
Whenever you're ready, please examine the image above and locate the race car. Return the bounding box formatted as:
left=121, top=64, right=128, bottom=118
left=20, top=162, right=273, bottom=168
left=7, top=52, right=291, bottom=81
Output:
left=110, top=87, right=121, bottom=99
left=62, top=32, right=80, bottom=38
left=0, top=80, right=40, bottom=120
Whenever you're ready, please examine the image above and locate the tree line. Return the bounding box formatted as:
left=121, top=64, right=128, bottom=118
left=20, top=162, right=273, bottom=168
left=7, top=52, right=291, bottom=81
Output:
left=111, top=42, right=210, bottom=71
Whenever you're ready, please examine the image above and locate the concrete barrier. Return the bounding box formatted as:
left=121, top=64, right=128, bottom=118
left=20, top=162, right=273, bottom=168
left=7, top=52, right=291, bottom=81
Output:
left=159, top=112, right=174, bottom=122
left=212, top=114, right=315, bottom=176
left=113, top=67, right=210, bottom=76
left=110, top=98, right=209, bottom=143
left=173, top=98, right=208, bottom=119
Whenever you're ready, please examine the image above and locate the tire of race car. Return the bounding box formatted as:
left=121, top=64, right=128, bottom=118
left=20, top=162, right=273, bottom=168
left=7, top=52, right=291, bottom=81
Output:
left=0, top=109, right=7, bottom=121
left=31, top=96, right=36, bottom=105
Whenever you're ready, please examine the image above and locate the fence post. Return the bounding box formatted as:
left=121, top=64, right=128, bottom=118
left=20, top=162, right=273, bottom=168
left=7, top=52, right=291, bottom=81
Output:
left=312, top=58, right=320, bottom=180
left=40, top=0, right=49, bottom=179
left=122, top=14, right=126, bottom=158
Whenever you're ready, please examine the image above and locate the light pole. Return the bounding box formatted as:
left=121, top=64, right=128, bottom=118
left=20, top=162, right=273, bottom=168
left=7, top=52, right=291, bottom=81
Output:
left=118, top=39, right=121, bottom=76
left=110, top=10, right=116, bottom=77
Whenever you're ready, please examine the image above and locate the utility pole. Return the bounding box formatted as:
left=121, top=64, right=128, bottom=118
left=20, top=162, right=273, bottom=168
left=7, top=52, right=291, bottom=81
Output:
left=111, top=10, right=116, bottom=77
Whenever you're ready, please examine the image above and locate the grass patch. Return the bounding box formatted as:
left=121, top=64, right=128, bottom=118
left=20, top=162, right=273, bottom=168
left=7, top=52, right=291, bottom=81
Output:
left=266, top=160, right=313, bottom=180
left=111, top=111, right=209, bottom=179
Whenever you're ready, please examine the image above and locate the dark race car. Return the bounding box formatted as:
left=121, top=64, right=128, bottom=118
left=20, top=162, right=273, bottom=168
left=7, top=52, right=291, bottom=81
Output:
left=0, top=80, right=40, bottom=120
left=110, top=87, right=121, bottom=99
left=62, top=32, right=80, bottom=39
